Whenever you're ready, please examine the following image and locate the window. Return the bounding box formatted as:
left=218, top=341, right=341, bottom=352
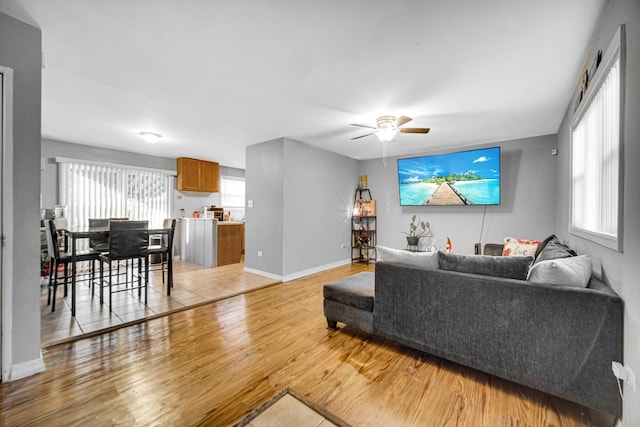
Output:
left=570, top=27, right=624, bottom=251
left=220, top=176, right=245, bottom=208
left=58, top=159, right=175, bottom=228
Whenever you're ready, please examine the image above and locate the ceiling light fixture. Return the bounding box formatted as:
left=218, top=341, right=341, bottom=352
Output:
left=374, top=116, right=397, bottom=142
left=139, top=131, right=162, bottom=143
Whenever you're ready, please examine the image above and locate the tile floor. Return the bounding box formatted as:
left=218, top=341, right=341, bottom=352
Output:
left=40, top=259, right=278, bottom=347
left=245, top=393, right=338, bottom=427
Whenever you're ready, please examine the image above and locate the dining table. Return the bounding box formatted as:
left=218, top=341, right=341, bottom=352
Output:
left=63, top=226, right=174, bottom=316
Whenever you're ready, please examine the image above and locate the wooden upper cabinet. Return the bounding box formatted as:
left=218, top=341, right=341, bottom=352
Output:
left=177, top=157, right=219, bottom=192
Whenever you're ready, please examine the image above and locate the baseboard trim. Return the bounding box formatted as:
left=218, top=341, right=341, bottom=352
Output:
left=282, top=259, right=351, bottom=282
left=243, top=268, right=282, bottom=282
left=9, top=352, right=46, bottom=381
left=244, top=259, right=352, bottom=283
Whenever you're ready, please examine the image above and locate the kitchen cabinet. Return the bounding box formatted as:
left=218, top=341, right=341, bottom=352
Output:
left=176, top=157, right=219, bottom=192
left=217, top=222, right=244, bottom=266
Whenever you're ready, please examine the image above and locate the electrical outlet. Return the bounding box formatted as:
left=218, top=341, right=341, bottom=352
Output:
left=257, top=251, right=262, bottom=257
left=612, top=361, right=637, bottom=393
left=613, top=361, right=627, bottom=380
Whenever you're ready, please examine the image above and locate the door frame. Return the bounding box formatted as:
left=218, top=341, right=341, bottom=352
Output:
left=1, top=65, right=15, bottom=382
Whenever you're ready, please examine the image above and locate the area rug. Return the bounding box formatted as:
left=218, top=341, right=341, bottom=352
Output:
left=233, top=387, right=349, bottom=427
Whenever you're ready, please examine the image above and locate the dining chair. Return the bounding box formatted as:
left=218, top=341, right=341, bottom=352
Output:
left=98, top=220, right=149, bottom=311
left=88, top=218, right=110, bottom=252
left=44, top=219, right=102, bottom=312
left=148, top=218, right=176, bottom=289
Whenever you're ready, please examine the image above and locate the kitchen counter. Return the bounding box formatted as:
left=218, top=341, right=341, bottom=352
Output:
left=178, top=218, right=245, bottom=268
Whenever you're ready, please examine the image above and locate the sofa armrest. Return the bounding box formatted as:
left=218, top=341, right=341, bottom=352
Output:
left=373, top=261, right=623, bottom=416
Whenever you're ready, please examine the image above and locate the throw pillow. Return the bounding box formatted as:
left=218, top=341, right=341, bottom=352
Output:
left=502, top=237, right=541, bottom=257
left=526, top=255, right=592, bottom=288
left=376, top=245, right=438, bottom=269
left=534, top=235, right=577, bottom=264
left=437, top=251, right=533, bottom=281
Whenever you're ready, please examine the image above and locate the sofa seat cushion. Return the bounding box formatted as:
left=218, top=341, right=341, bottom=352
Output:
left=323, top=272, right=375, bottom=312
left=438, top=251, right=533, bottom=280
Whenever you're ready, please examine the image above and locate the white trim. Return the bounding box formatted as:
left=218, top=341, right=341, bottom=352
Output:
left=1, top=66, right=14, bottom=382
left=242, top=267, right=282, bottom=282
left=244, top=258, right=352, bottom=283
left=7, top=353, right=45, bottom=381
left=55, top=156, right=176, bottom=176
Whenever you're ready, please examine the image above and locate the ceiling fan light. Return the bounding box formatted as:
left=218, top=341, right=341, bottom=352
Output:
left=139, top=131, right=162, bottom=143
left=376, top=128, right=396, bottom=142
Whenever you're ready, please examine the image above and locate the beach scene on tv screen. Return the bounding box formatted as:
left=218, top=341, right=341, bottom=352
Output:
left=398, top=147, right=500, bottom=206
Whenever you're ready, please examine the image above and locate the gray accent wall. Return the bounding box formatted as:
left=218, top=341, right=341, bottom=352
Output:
left=361, top=135, right=558, bottom=254
left=245, top=138, right=359, bottom=279
left=556, top=0, right=640, bottom=424
left=245, top=139, right=285, bottom=276
left=0, top=13, right=42, bottom=375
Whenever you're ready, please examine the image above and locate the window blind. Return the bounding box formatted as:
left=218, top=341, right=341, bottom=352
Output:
left=59, top=161, right=174, bottom=229
left=571, top=56, right=620, bottom=246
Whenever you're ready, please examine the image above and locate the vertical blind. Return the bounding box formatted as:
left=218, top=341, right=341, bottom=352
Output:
left=59, top=161, right=175, bottom=228
left=571, top=56, right=620, bottom=240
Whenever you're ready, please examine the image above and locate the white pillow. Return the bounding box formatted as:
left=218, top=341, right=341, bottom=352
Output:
left=376, top=245, right=438, bottom=269
left=526, top=255, right=592, bottom=288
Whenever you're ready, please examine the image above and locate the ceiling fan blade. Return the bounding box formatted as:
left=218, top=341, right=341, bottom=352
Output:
left=395, top=116, right=413, bottom=128
left=399, top=127, right=430, bottom=134
left=351, top=133, right=374, bottom=140
left=350, top=123, right=377, bottom=130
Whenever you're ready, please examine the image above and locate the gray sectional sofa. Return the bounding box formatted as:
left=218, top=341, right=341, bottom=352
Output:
left=323, top=245, right=624, bottom=417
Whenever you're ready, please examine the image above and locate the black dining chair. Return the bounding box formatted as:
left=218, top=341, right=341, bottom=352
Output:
left=98, top=220, right=149, bottom=311
left=88, top=218, right=110, bottom=252
left=148, top=218, right=176, bottom=289
left=44, top=219, right=101, bottom=312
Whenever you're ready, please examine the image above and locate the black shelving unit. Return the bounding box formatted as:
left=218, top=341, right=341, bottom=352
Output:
left=351, top=188, right=376, bottom=264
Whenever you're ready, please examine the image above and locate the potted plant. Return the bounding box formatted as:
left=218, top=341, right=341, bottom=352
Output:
left=402, top=215, right=431, bottom=246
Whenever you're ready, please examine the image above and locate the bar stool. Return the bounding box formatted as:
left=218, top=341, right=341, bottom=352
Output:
left=98, top=220, right=149, bottom=311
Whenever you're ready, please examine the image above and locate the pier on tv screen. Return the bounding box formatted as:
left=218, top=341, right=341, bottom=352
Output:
left=397, top=147, right=500, bottom=206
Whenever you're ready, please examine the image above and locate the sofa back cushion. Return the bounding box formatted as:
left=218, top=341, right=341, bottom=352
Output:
left=533, top=234, right=577, bottom=264
left=527, top=255, right=592, bottom=288
left=376, top=245, right=438, bottom=269
left=438, top=251, right=533, bottom=280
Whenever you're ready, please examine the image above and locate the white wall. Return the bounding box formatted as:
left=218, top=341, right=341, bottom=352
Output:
left=556, top=0, right=640, bottom=424
left=361, top=135, right=558, bottom=254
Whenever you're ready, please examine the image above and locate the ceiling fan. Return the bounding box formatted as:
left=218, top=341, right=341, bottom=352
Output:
left=350, top=115, right=430, bottom=142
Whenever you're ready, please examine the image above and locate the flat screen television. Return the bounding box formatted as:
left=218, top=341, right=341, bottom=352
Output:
left=397, top=146, right=500, bottom=206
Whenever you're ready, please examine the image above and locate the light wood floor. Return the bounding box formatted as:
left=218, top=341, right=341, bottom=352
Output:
left=8, top=263, right=590, bottom=426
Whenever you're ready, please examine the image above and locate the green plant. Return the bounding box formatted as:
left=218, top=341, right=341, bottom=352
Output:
left=401, top=215, right=431, bottom=238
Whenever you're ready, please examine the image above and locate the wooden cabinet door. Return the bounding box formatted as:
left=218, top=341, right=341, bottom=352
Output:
left=200, top=161, right=219, bottom=192
left=177, top=157, right=202, bottom=191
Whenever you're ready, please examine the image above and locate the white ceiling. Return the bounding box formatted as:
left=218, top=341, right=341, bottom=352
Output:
left=1, top=0, right=608, bottom=169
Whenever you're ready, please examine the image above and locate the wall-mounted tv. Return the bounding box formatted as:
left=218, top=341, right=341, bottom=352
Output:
left=397, top=146, right=500, bottom=206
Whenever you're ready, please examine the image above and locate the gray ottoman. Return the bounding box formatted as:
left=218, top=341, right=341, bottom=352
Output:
left=323, top=272, right=375, bottom=334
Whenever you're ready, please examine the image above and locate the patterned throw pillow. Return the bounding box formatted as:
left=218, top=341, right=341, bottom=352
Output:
left=502, top=237, right=542, bottom=257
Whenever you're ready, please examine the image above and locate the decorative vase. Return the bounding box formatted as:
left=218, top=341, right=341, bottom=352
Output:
left=406, top=236, right=420, bottom=246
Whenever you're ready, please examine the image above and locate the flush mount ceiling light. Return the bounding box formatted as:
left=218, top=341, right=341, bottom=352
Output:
left=374, top=116, right=397, bottom=142
left=139, top=131, right=162, bottom=143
